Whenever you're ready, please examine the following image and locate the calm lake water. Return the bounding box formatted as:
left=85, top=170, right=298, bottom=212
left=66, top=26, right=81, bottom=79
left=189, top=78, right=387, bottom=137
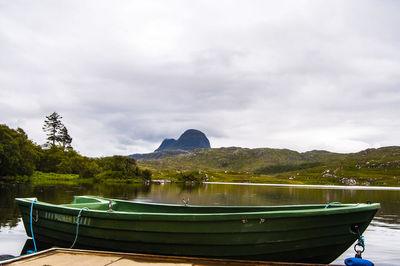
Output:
left=0, top=181, right=399, bottom=265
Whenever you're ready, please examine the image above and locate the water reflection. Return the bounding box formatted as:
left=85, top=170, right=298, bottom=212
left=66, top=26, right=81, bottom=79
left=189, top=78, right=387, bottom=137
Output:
left=1, top=181, right=399, bottom=227
left=0, top=182, right=152, bottom=228
left=0, top=181, right=399, bottom=265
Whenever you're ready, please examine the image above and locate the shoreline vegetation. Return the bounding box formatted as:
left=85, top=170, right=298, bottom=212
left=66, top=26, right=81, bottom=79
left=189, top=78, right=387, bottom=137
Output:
left=2, top=164, right=399, bottom=187
left=1, top=120, right=400, bottom=187
left=143, top=168, right=400, bottom=187
left=2, top=171, right=149, bottom=185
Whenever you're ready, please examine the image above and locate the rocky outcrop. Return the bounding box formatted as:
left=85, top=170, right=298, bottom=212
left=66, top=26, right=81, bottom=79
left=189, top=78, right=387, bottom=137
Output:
left=155, top=138, right=177, bottom=151
left=155, top=129, right=211, bottom=152
left=129, top=129, right=211, bottom=161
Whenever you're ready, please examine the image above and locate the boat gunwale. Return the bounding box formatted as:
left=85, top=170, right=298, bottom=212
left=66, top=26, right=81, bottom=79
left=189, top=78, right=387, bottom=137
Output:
left=15, top=197, right=381, bottom=222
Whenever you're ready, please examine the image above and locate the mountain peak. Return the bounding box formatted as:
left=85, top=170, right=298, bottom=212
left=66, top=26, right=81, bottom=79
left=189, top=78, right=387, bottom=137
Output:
left=155, top=129, right=211, bottom=152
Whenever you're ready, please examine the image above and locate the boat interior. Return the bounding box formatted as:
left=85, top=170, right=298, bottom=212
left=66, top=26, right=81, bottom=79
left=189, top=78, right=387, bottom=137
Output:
left=58, top=196, right=353, bottom=214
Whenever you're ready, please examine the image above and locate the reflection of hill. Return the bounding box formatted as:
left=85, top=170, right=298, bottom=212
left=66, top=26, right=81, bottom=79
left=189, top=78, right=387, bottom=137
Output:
left=0, top=182, right=34, bottom=228
left=0, top=182, right=153, bottom=228
left=372, top=216, right=400, bottom=230
left=135, top=183, right=399, bottom=227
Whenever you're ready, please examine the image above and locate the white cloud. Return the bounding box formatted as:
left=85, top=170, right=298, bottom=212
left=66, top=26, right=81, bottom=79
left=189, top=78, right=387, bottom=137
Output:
left=0, top=0, right=399, bottom=157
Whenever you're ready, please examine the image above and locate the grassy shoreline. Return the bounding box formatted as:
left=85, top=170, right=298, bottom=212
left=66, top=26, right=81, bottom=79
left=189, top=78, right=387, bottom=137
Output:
left=148, top=169, right=400, bottom=187
left=5, top=171, right=148, bottom=185
left=3, top=169, right=399, bottom=187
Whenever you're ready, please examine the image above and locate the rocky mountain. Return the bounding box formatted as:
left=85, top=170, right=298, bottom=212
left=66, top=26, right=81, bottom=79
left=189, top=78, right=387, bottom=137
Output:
left=155, top=138, right=177, bottom=152
left=129, top=129, right=211, bottom=161
left=155, top=129, right=211, bottom=152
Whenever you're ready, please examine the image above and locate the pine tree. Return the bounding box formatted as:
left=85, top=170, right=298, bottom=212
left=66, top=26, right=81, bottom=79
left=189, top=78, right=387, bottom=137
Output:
left=58, top=126, right=72, bottom=150
left=42, top=112, right=63, bottom=147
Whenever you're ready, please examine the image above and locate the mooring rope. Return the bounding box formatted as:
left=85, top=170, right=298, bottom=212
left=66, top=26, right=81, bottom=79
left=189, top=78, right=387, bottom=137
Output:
left=0, top=199, right=38, bottom=261
left=70, top=207, right=89, bottom=249
left=324, top=202, right=342, bottom=208
left=29, top=198, right=38, bottom=253
left=344, top=225, right=374, bottom=266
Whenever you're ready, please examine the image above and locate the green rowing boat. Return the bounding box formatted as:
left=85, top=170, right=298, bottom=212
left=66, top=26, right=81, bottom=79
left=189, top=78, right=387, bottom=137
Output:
left=16, top=196, right=379, bottom=264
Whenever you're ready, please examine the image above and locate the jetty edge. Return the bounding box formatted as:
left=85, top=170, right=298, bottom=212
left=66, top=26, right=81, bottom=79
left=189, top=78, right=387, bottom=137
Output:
left=0, top=247, right=344, bottom=265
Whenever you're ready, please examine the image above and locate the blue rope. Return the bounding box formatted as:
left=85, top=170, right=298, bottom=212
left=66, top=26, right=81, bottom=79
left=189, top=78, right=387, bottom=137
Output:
left=0, top=200, right=38, bottom=262
left=70, top=207, right=89, bottom=249
left=29, top=199, right=37, bottom=253
left=325, top=202, right=342, bottom=208
left=358, top=235, right=365, bottom=248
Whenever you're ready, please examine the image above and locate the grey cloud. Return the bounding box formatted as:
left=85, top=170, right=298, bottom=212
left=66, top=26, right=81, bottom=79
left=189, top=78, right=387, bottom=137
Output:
left=1, top=0, right=400, bottom=156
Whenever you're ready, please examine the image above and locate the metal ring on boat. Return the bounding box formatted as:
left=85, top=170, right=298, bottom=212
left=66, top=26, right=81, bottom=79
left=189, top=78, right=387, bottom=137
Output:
left=354, top=243, right=365, bottom=253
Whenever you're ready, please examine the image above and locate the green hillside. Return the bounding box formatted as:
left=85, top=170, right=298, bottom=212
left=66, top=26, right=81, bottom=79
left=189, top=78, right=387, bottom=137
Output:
left=140, top=146, right=400, bottom=186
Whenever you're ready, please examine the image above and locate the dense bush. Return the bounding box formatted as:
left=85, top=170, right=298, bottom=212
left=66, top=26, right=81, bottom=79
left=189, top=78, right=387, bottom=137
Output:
left=95, top=156, right=152, bottom=181
left=38, top=146, right=64, bottom=173
left=173, top=170, right=207, bottom=183
left=79, top=159, right=101, bottom=179
left=0, top=125, right=40, bottom=176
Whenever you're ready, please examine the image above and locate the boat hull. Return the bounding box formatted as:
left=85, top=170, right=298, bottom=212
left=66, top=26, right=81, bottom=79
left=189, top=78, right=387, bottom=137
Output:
left=16, top=196, right=380, bottom=264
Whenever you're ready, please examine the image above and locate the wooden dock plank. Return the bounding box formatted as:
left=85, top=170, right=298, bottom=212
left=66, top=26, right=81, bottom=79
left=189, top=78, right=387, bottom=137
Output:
left=6, top=253, right=123, bottom=266
left=1, top=248, right=334, bottom=266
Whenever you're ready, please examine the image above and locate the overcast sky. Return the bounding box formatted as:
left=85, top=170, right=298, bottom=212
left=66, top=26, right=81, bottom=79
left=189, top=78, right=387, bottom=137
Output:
left=1, top=0, right=399, bottom=157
